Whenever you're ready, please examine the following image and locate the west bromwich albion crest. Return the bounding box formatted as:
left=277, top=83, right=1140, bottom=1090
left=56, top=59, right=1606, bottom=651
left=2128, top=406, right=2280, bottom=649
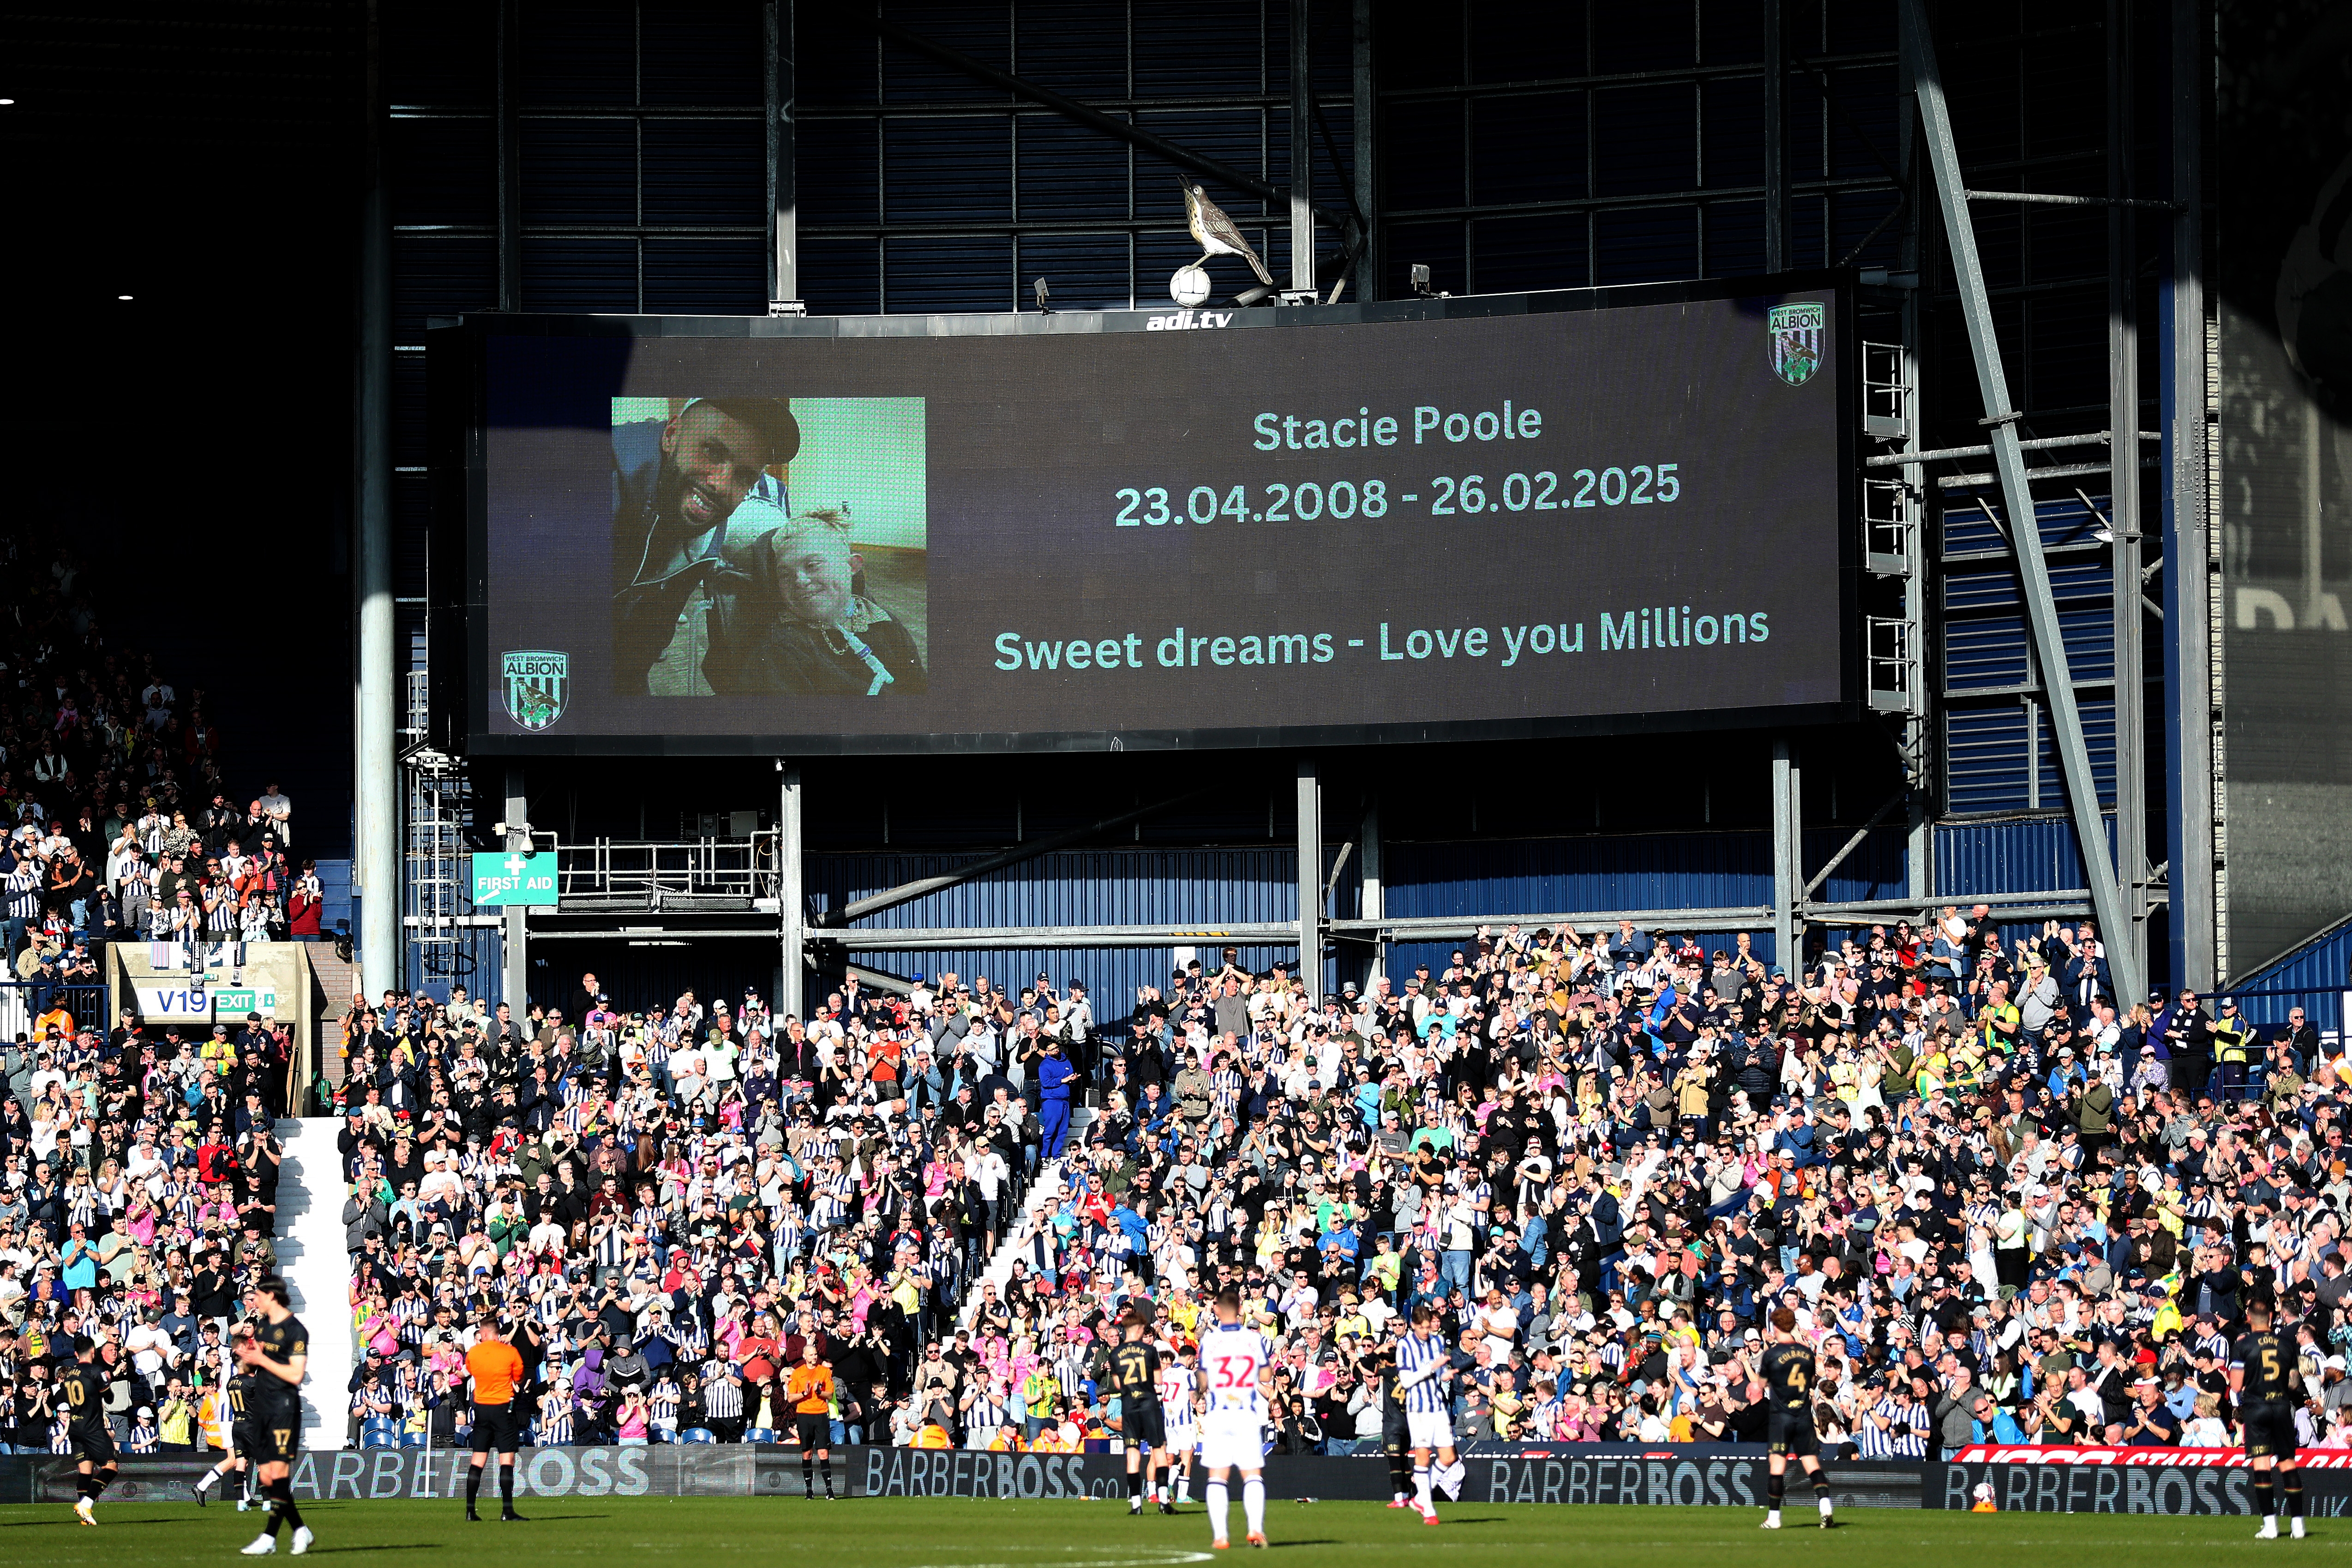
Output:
left=1768, top=302, right=1824, bottom=386
left=502, top=650, right=569, bottom=731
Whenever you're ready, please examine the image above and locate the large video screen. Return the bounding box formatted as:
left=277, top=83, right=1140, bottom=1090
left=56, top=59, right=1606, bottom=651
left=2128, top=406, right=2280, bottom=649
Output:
left=451, top=280, right=1854, bottom=753
left=2215, top=0, right=2352, bottom=974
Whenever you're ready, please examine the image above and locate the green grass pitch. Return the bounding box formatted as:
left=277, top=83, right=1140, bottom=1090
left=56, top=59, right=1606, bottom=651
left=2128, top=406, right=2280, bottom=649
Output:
left=0, top=1496, right=2313, bottom=1566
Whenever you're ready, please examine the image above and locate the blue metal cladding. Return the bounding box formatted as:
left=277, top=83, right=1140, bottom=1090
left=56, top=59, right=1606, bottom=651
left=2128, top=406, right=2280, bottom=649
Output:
left=1933, top=815, right=2118, bottom=900
left=408, top=927, right=504, bottom=1011
left=2226, top=913, right=2352, bottom=1033
left=813, top=847, right=1300, bottom=930
left=1384, top=834, right=1767, bottom=919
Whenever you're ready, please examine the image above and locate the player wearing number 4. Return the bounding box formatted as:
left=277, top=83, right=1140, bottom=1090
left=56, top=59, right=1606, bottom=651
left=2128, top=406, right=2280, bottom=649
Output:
left=1397, top=1304, right=1464, bottom=1524
left=1196, top=1289, right=1272, bottom=1549
left=2236, top=1298, right=2309, bottom=1539
left=1759, top=1307, right=1836, bottom=1530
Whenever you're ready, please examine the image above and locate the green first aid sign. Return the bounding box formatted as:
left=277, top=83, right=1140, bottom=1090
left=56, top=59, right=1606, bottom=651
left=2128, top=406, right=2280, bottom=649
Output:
left=473, top=851, right=559, bottom=907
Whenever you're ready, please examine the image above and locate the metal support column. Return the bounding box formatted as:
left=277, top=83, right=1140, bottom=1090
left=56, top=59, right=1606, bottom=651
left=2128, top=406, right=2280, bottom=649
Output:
left=2161, top=0, right=2214, bottom=989
left=1898, top=18, right=1933, bottom=905
left=765, top=0, right=800, bottom=312
left=1772, top=741, right=1801, bottom=973
left=1289, top=0, right=1315, bottom=294
left=502, top=768, right=529, bottom=1009
left=1764, top=0, right=1791, bottom=271
left=354, top=0, right=399, bottom=1001
left=1296, top=758, right=1321, bottom=1005
left=779, top=762, right=804, bottom=1016
left=1360, top=799, right=1384, bottom=985
left=1351, top=0, right=1377, bottom=302
left=1902, top=0, right=2144, bottom=1009
left=2107, top=0, right=2150, bottom=994
left=494, top=0, right=520, bottom=312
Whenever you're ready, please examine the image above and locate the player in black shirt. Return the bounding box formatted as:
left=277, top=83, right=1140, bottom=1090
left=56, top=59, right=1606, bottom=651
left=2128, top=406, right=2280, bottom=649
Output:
left=1113, top=1309, right=1170, bottom=1514
left=195, top=1365, right=262, bottom=1509
left=2232, top=1297, right=2305, bottom=1539
left=235, top=1277, right=313, bottom=1556
left=1376, top=1338, right=1413, bottom=1510
left=1758, top=1308, right=1836, bottom=1530
left=60, top=1337, right=118, bottom=1526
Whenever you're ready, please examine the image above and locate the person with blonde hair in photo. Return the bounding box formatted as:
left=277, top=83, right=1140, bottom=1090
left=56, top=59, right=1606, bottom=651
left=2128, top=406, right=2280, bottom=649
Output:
left=704, top=502, right=926, bottom=696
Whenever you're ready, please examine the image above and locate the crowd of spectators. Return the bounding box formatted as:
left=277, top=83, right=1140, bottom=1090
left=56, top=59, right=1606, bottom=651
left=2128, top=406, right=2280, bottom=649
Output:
left=0, top=1007, right=299, bottom=1453
left=0, top=532, right=311, bottom=1455
left=335, top=910, right=2352, bottom=1462
left=0, top=539, right=316, bottom=990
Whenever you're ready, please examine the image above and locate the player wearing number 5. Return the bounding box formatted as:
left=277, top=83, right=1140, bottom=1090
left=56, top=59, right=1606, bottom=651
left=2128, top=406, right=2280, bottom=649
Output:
left=235, top=1278, right=314, bottom=1556
left=2234, top=1298, right=2308, bottom=1539
left=1758, top=1307, right=1836, bottom=1530
left=1396, top=1303, right=1463, bottom=1525
left=1196, top=1289, right=1273, bottom=1550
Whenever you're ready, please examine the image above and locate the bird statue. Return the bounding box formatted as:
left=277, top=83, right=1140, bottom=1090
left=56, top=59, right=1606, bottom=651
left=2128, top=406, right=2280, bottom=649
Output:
left=1180, top=179, right=1273, bottom=287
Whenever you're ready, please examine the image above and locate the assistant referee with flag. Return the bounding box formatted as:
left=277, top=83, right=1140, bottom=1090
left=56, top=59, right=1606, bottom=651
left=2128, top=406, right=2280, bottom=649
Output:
left=465, top=1316, right=528, bottom=1522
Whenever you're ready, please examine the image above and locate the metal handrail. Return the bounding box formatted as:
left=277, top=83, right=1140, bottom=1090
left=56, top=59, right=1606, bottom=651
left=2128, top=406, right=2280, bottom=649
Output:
left=548, top=833, right=781, bottom=909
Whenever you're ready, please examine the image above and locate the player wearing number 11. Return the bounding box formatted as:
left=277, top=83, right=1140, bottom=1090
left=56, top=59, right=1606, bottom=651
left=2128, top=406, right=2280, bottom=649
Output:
left=2234, top=1298, right=2308, bottom=1539
left=1197, top=1289, right=1273, bottom=1550
left=1759, top=1307, right=1836, bottom=1531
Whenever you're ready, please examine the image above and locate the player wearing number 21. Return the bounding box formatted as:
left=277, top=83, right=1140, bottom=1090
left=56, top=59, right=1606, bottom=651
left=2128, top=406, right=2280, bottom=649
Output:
left=1196, top=1289, right=1274, bottom=1550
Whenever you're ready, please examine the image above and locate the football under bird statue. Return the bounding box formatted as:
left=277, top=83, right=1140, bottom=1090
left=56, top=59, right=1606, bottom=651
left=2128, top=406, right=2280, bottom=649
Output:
left=1178, top=179, right=1273, bottom=296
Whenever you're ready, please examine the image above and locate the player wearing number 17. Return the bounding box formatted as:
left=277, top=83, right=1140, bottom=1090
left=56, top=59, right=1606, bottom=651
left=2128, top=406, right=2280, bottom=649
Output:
left=236, top=1276, right=314, bottom=1556
left=1759, top=1307, right=1836, bottom=1531
left=2235, top=1297, right=2308, bottom=1539
left=1197, top=1289, right=1273, bottom=1549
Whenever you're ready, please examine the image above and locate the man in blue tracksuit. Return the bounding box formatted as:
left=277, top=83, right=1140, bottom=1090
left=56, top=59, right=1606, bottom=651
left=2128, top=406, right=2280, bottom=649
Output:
left=1037, top=1036, right=1080, bottom=1160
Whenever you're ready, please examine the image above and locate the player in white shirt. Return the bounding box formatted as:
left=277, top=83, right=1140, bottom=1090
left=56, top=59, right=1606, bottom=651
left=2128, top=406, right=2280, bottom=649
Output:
left=1395, top=1303, right=1462, bottom=1523
left=1156, top=1346, right=1199, bottom=1506
left=1195, top=1290, right=1272, bottom=1549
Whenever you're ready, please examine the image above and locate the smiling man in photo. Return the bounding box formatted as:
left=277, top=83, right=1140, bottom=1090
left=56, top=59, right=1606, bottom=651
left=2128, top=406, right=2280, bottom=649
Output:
left=610, top=397, right=800, bottom=694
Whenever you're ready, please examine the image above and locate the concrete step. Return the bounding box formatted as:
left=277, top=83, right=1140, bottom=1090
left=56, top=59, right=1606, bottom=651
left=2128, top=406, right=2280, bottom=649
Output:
left=273, top=1117, right=354, bottom=1451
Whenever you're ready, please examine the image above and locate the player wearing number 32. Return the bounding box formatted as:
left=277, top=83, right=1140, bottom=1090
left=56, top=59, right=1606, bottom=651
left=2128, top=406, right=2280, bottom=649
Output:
left=1197, top=1289, right=1273, bottom=1550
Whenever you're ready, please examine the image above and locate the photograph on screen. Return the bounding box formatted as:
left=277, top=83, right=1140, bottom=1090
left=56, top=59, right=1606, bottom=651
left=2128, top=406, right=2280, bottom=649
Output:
left=609, top=394, right=929, bottom=697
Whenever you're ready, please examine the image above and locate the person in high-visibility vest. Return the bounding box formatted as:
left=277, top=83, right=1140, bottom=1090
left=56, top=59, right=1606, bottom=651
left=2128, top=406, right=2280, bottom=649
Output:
left=2211, top=998, right=2255, bottom=1104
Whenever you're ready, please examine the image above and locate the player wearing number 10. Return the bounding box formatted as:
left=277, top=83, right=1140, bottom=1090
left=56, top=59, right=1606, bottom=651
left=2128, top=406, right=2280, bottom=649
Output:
left=1196, top=1289, right=1273, bottom=1550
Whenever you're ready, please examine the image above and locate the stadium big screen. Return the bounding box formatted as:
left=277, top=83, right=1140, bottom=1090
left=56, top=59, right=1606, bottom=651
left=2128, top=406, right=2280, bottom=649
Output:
left=441, top=276, right=1856, bottom=753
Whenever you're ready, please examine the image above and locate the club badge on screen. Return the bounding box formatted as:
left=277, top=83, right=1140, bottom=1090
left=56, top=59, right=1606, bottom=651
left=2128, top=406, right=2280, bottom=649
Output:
left=502, top=649, right=570, bottom=731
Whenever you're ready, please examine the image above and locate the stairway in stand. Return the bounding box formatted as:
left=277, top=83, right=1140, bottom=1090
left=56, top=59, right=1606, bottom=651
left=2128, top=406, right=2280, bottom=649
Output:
left=271, top=1117, right=353, bottom=1451
left=305, top=946, right=360, bottom=1093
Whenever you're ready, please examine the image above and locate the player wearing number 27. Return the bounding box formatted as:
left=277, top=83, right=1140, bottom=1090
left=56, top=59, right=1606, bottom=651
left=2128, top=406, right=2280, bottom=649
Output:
left=1197, top=1289, right=1273, bottom=1550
